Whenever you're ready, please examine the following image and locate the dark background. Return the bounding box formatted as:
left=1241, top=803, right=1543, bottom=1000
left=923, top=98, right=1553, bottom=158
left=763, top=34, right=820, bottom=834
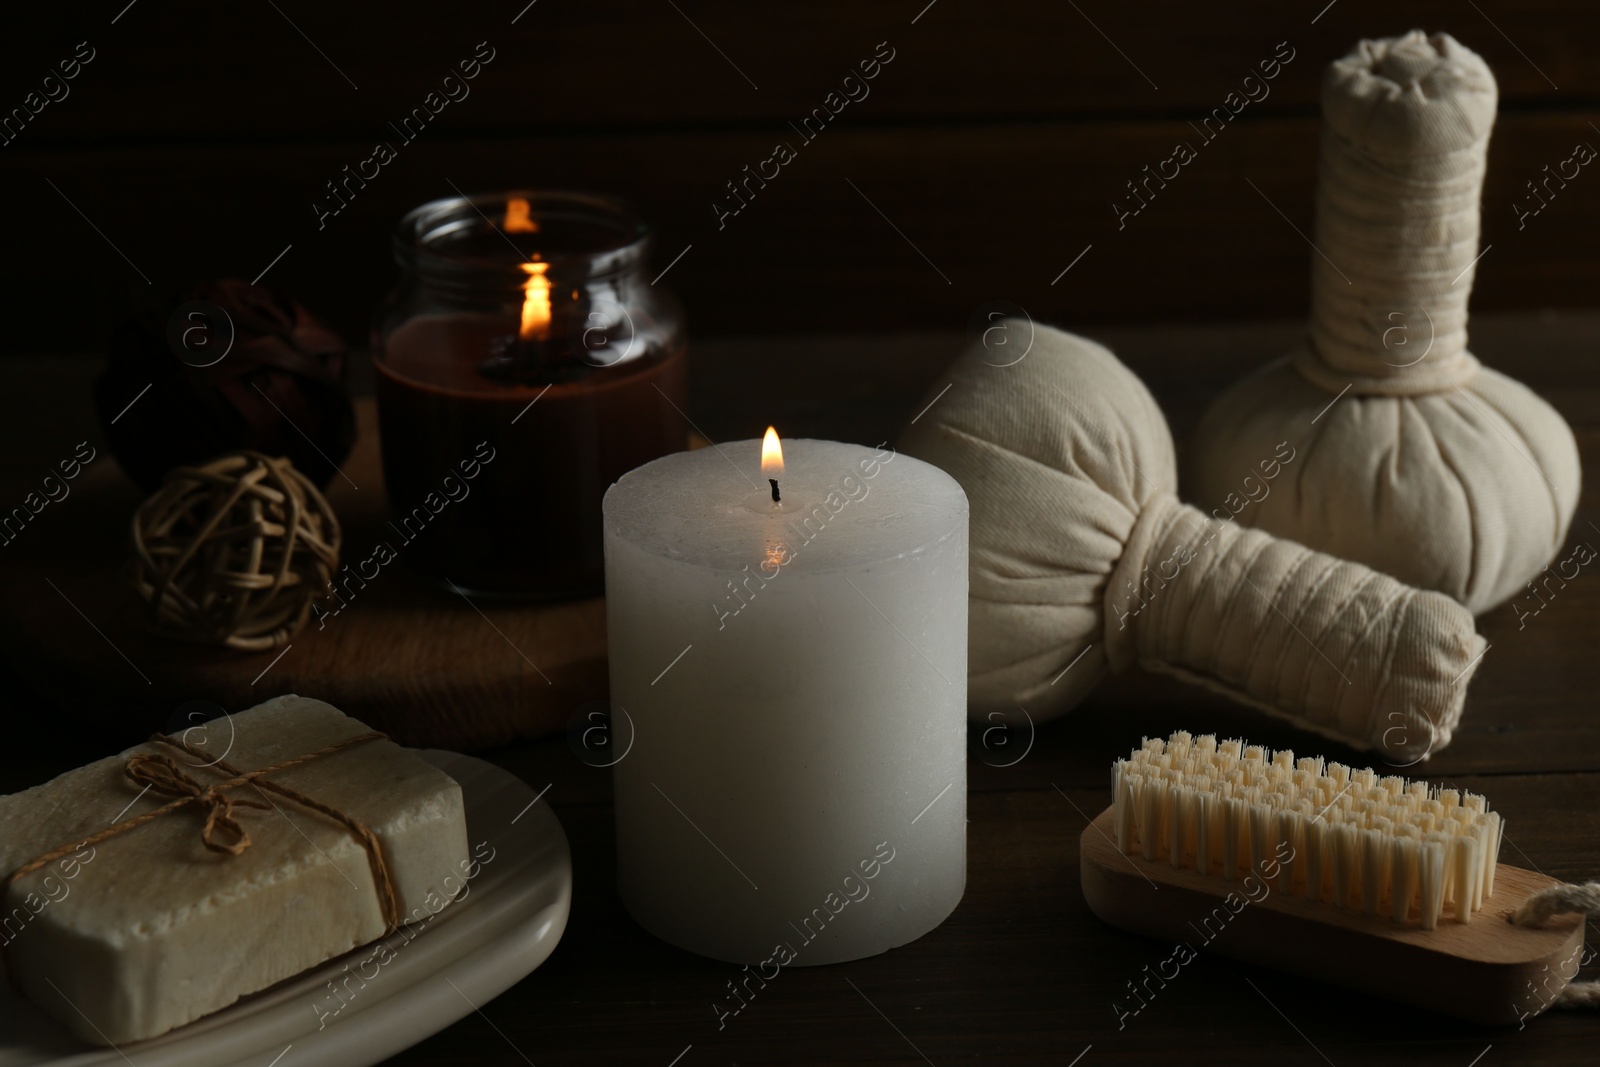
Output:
left=3, top=7, right=1600, bottom=1066
left=0, top=0, right=1594, bottom=353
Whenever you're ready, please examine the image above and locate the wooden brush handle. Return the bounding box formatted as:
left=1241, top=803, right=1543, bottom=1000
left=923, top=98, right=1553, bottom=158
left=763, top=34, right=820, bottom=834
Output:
left=1103, top=495, right=1486, bottom=758
left=1079, top=805, right=1584, bottom=1024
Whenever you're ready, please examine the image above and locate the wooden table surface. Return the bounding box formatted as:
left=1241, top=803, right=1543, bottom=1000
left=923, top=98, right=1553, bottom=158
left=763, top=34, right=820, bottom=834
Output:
left=1, top=317, right=1597, bottom=1065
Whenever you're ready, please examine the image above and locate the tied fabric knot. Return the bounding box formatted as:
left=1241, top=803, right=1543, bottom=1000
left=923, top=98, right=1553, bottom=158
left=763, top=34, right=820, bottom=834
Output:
left=122, top=751, right=271, bottom=856
left=1302, top=31, right=1497, bottom=397
left=1101, top=492, right=1482, bottom=755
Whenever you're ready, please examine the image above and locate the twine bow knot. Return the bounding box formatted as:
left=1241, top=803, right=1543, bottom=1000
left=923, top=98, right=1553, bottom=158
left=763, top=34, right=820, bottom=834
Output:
left=122, top=752, right=272, bottom=856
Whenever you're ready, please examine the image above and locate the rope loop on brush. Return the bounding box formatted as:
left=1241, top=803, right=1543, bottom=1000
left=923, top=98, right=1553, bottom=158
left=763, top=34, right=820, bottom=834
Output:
left=1512, top=881, right=1600, bottom=1009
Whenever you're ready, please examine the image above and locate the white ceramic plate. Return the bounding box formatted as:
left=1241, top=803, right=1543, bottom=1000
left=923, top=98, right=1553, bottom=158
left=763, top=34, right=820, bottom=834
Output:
left=0, top=751, right=572, bottom=1067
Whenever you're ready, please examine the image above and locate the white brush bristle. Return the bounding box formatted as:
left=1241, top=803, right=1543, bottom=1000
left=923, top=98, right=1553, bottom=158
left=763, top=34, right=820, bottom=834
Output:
left=1112, top=731, right=1503, bottom=930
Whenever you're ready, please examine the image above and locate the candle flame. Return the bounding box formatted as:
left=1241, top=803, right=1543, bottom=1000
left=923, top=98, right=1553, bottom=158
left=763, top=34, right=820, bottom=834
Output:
left=761, top=426, right=784, bottom=478
left=519, top=261, right=551, bottom=341
left=503, top=197, right=539, bottom=234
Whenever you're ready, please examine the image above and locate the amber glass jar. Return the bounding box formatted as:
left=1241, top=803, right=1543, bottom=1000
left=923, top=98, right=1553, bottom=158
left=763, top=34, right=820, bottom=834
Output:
left=373, top=191, right=687, bottom=598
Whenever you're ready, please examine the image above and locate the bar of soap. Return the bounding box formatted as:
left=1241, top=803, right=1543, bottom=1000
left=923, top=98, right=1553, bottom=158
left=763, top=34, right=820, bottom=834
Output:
left=0, top=694, right=469, bottom=1045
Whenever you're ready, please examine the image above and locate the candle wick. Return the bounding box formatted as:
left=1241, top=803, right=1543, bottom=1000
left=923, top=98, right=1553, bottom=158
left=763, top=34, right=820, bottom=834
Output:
left=768, top=478, right=781, bottom=504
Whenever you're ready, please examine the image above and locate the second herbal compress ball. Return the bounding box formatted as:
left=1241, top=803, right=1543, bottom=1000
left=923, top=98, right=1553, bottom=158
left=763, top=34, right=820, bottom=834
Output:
left=1187, top=31, right=1580, bottom=614
left=899, top=322, right=1485, bottom=759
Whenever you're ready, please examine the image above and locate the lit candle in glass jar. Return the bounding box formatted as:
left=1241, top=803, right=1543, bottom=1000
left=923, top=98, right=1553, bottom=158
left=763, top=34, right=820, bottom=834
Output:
left=374, top=191, right=688, bottom=598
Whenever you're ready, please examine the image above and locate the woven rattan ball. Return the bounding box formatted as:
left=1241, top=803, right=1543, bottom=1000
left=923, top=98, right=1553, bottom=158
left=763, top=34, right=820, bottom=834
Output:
left=129, top=451, right=341, bottom=651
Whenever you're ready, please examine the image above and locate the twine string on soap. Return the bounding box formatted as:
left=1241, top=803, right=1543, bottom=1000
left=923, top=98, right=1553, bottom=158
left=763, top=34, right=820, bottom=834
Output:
left=1296, top=33, right=1495, bottom=396
left=122, top=751, right=273, bottom=855
left=1512, top=881, right=1600, bottom=1009
left=155, top=730, right=403, bottom=935
left=0, top=729, right=398, bottom=984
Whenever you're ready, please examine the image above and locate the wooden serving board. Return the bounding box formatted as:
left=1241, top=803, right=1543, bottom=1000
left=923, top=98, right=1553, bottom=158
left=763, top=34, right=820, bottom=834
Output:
left=1080, top=806, right=1585, bottom=1025
left=0, top=400, right=610, bottom=750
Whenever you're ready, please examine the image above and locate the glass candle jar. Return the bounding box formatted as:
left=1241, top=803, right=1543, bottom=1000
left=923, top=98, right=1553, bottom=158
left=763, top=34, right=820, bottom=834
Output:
left=373, top=190, right=688, bottom=598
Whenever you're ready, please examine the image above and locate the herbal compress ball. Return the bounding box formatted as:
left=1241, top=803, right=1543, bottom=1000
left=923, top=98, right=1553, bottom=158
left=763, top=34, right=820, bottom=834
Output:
left=900, top=322, right=1485, bottom=760
left=1188, top=32, right=1580, bottom=614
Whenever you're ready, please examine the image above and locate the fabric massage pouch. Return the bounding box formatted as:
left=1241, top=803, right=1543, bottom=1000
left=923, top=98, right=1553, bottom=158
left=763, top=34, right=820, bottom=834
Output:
left=899, top=323, right=1487, bottom=761
left=1188, top=31, right=1580, bottom=615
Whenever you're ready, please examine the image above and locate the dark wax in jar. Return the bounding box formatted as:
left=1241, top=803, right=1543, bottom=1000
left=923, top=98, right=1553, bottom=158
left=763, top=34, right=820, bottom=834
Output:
left=376, top=313, right=687, bottom=598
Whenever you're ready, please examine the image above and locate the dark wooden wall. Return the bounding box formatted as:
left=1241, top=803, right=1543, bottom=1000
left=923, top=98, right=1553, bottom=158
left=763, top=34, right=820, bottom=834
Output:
left=1, top=1, right=1596, bottom=352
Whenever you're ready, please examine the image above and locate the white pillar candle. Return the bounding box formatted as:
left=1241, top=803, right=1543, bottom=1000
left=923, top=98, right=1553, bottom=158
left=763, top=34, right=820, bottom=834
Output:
left=604, top=434, right=968, bottom=965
